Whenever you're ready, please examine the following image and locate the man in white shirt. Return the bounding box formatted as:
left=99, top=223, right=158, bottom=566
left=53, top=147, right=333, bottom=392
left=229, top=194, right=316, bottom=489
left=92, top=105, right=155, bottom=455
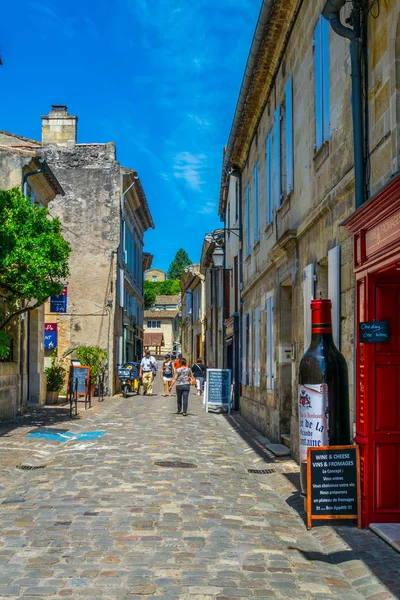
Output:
left=139, top=350, right=158, bottom=396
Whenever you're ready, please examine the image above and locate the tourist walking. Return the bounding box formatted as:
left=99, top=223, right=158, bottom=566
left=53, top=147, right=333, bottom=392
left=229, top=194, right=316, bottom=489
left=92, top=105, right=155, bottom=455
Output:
left=173, top=353, right=182, bottom=374
left=139, top=350, right=158, bottom=396
left=170, top=358, right=193, bottom=416
left=191, top=358, right=206, bottom=395
left=161, top=354, right=174, bottom=396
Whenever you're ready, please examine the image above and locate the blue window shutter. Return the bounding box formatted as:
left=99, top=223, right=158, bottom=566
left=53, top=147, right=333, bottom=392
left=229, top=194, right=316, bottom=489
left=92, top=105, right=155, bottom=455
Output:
left=266, top=133, right=272, bottom=224
left=322, top=16, right=330, bottom=142
left=314, top=18, right=323, bottom=149
left=254, top=162, right=260, bottom=244
left=246, top=183, right=251, bottom=256
left=285, top=77, right=294, bottom=194
left=274, top=106, right=281, bottom=209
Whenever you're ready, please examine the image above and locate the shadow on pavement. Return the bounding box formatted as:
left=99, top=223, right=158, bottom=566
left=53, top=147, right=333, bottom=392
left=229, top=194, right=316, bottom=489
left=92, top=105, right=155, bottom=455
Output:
left=0, top=405, right=80, bottom=438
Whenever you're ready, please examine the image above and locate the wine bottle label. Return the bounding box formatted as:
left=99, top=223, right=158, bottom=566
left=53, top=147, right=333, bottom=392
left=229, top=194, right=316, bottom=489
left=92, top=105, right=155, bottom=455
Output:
left=298, top=384, right=329, bottom=462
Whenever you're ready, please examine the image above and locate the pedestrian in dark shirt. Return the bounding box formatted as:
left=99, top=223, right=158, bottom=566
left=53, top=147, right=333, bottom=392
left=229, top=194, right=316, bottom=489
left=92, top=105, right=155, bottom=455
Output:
left=191, top=358, right=206, bottom=395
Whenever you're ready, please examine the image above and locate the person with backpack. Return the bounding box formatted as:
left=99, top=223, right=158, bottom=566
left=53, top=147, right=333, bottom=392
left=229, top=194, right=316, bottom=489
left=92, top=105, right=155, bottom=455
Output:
left=139, top=349, right=158, bottom=396
left=161, top=354, right=174, bottom=396
left=191, top=358, right=206, bottom=395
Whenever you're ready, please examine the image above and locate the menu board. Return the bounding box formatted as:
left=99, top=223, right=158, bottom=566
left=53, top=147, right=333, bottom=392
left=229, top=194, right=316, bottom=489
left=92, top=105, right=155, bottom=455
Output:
left=205, top=369, right=231, bottom=413
left=69, top=366, right=90, bottom=396
left=307, top=445, right=361, bottom=529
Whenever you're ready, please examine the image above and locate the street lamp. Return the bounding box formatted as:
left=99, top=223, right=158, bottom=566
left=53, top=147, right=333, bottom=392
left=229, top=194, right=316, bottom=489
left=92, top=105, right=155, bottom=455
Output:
left=212, top=245, right=224, bottom=268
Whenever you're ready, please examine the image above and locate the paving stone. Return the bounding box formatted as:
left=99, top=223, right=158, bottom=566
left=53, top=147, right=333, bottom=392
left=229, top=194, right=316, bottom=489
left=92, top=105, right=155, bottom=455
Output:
left=0, top=384, right=399, bottom=599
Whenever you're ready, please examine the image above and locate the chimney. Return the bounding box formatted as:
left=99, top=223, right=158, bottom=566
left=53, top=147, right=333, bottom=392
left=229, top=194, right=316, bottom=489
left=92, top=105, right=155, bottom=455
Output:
left=41, top=105, right=78, bottom=145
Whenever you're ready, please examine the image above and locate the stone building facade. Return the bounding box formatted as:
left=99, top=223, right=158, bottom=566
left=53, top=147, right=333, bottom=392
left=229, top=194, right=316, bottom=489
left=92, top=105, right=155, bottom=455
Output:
left=145, top=268, right=167, bottom=282
left=0, top=144, right=64, bottom=418
left=181, top=265, right=206, bottom=366
left=1, top=106, right=154, bottom=396
left=143, top=295, right=180, bottom=356
left=37, top=106, right=154, bottom=393
left=218, top=0, right=400, bottom=466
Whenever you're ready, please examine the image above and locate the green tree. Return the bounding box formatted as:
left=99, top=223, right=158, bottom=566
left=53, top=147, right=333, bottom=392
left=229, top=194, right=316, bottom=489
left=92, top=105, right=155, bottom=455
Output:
left=144, top=280, right=157, bottom=310
left=0, top=188, right=71, bottom=357
left=154, top=279, right=181, bottom=295
left=167, top=248, right=192, bottom=280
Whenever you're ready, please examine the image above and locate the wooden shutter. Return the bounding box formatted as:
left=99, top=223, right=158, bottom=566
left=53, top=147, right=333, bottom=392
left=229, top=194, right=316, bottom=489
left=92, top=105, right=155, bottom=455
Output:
left=274, top=106, right=281, bottom=209
left=285, top=77, right=294, bottom=194
left=314, top=18, right=323, bottom=149
left=328, top=245, right=341, bottom=348
left=303, top=263, right=315, bottom=350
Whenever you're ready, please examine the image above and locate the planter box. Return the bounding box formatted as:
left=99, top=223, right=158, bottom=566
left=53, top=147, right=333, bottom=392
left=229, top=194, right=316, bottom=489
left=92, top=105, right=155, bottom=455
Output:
left=46, top=391, right=59, bottom=405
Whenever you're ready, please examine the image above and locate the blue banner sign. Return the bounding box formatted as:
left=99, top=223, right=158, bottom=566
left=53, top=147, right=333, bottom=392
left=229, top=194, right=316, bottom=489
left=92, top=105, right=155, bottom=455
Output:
left=44, top=323, right=57, bottom=350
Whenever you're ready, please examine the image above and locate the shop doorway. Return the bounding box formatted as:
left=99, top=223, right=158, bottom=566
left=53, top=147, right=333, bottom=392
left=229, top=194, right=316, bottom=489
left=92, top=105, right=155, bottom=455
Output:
left=359, top=272, right=400, bottom=524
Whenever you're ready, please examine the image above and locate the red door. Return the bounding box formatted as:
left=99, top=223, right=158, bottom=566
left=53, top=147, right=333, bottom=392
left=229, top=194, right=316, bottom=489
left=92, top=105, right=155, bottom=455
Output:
left=366, top=274, right=400, bottom=523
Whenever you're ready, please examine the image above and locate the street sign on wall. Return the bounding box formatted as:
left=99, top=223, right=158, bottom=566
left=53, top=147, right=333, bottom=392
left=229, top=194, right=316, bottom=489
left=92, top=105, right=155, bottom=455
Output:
left=50, top=286, right=68, bottom=313
left=44, top=323, right=58, bottom=350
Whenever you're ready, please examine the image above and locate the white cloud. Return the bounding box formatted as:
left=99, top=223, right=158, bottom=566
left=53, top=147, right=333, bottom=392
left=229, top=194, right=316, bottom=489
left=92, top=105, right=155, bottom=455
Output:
left=173, top=152, right=207, bottom=191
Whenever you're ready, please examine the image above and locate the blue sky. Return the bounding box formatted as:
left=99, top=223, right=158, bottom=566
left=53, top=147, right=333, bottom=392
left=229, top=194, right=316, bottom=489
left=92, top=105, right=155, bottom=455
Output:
left=0, top=0, right=259, bottom=272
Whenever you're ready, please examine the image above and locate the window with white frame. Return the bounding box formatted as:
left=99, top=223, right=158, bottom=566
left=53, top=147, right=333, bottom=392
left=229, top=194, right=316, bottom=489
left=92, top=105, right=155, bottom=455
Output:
left=265, top=295, right=275, bottom=390
left=245, top=183, right=251, bottom=256
left=253, top=162, right=260, bottom=245
left=254, top=306, right=261, bottom=387
left=147, top=320, right=161, bottom=328
left=314, top=15, right=330, bottom=150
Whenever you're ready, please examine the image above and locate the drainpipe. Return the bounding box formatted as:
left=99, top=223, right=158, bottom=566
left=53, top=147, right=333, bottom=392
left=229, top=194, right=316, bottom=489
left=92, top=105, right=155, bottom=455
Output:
left=21, top=164, right=47, bottom=410
left=323, top=1, right=365, bottom=209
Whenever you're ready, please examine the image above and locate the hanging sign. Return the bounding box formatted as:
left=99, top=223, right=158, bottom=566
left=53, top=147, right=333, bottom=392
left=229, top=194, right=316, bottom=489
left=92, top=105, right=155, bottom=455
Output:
left=44, top=323, right=58, bottom=350
left=307, top=445, right=361, bottom=529
left=50, top=286, right=68, bottom=313
left=205, top=369, right=231, bottom=413
left=359, top=321, right=390, bottom=343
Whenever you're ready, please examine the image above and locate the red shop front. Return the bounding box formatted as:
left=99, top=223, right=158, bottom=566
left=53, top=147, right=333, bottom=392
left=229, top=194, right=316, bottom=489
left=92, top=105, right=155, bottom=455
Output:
left=344, top=174, right=400, bottom=527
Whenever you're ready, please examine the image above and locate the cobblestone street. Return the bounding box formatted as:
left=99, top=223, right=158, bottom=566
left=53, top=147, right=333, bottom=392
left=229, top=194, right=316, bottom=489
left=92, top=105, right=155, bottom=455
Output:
left=0, top=381, right=399, bottom=600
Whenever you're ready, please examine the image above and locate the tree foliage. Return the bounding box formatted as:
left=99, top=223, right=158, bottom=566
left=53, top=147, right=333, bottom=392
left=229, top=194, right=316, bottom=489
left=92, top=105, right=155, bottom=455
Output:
left=0, top=188, right=71, bottom=356
left=167, top=248, right=192, bottom=280
left=144, top=280, right=157, bottom=310
left=143, top=279, right=181, bottom=310
left=74, top=346, right=108, bottom=385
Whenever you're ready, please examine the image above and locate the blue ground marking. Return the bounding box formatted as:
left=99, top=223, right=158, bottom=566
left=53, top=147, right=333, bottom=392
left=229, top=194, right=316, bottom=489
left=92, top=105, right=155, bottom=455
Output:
left=26, top=430, right=106, bottom=443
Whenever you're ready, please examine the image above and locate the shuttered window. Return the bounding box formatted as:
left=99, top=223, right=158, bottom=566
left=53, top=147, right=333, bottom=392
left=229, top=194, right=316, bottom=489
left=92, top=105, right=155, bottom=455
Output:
left=285, top=77, right=294, bottom=194
left=265, top=295, right=275, bottom=390
left=274, top=106, right=281, bottom=209
left=245, top=183, right=251, bottom=256
left=266, top=131, right=273, bottom=224
left=248, top=309, right=253, bottom=386
left=303, top=263, right=315, bottom=351
left=254, top=162, right=260, bottom=244
left=241, top=314, right=247, bottom=385
left=314, top=15, right=330, bottom=149
left=254, top=306, right=261, bottom=387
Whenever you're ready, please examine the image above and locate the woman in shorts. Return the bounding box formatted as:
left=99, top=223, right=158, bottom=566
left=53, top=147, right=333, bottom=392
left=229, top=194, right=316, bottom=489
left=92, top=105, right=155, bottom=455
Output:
left=161, top=354, right=174, bottom=396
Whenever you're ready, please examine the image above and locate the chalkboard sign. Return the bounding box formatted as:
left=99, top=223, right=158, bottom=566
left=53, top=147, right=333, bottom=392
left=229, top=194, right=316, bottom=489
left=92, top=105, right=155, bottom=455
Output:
left=307, top=445, right=361, bottom=529
left=205, top=369, right=231, bottom=413
left=69, top=366, right=90, bottom=396
left=359, top=321, right=390, bottom=343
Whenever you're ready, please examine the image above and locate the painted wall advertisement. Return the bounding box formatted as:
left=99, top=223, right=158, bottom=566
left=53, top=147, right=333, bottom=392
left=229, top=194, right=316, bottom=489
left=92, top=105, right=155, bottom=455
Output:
left=298, top=383, right=329, bottom=462
left=44, top=323, right=58, bottom=350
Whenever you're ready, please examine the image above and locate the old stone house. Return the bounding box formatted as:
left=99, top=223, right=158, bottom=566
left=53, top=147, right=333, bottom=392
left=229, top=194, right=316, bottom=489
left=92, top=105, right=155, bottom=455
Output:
left=181, top=267, right=205, bottom=366
left=0, top=144, right=64, bottom=418
left=1, top=106, right=154, bottom=396
left=145, top=268, right=167, bottom=282
left=218, top=0, right=400, bottom=526
left=144, top=295, right=180, bottom=357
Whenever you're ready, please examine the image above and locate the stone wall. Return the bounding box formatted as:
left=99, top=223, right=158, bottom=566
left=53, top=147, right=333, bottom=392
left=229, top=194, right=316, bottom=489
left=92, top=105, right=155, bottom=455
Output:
left=39, top=143, right=121, bottom=392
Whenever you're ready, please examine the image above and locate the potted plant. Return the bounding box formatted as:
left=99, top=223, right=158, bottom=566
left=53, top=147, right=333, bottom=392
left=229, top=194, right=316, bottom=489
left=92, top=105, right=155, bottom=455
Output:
left=74, top=346, right=108, bottom=393
left=45, top=353, right=66, bottom=404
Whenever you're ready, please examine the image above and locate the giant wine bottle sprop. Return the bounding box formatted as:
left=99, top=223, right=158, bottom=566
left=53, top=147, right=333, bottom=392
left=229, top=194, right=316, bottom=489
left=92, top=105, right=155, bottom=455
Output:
left=298, top=299, right=351, bottom=494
